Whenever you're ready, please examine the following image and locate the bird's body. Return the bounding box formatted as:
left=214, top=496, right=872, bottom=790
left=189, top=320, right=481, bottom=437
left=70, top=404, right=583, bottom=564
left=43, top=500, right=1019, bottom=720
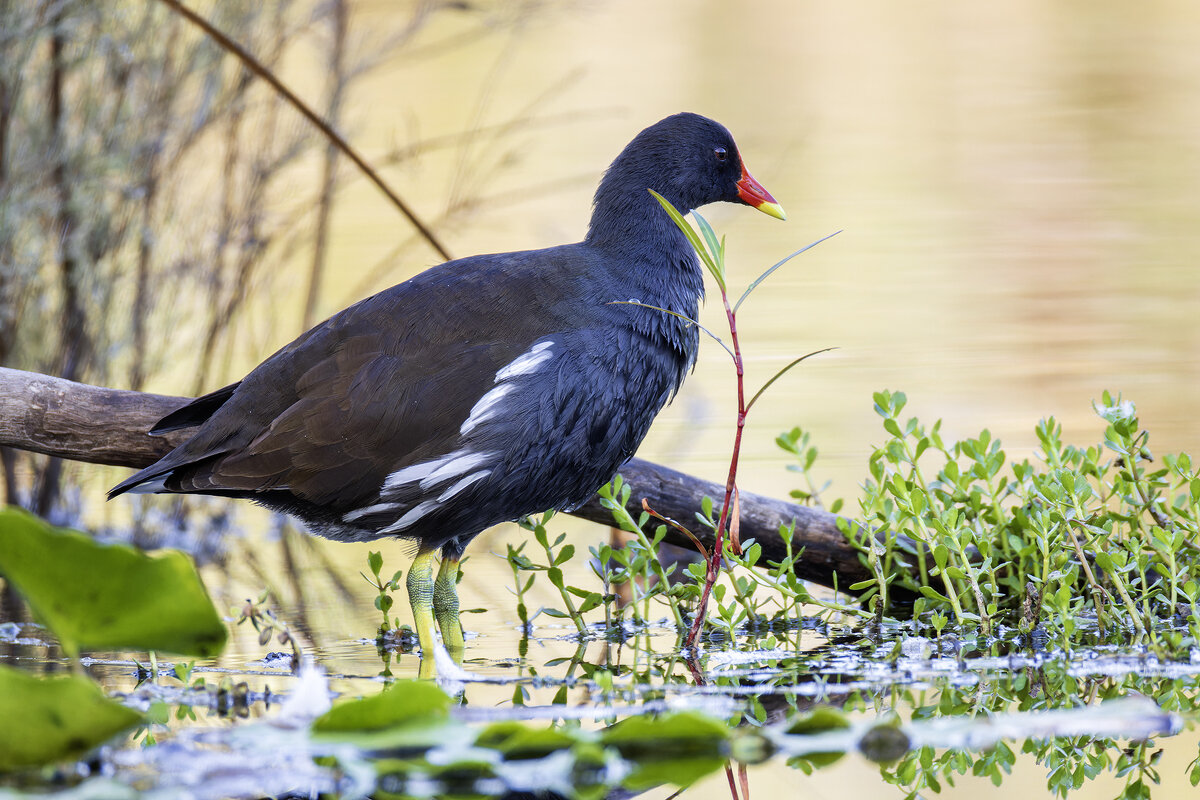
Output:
left=110, top=112, right=783, bottom=660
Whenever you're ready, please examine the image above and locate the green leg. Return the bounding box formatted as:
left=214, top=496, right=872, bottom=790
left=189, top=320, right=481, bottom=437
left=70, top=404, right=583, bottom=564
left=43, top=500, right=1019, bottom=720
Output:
left=406, top=550, right=438, bottom=657
left=434, top=555, right=465, bottom=657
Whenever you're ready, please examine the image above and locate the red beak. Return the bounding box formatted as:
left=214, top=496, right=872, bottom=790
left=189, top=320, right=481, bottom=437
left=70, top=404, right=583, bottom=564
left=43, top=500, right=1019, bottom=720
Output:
left=736, top=162, right=786, bottom=220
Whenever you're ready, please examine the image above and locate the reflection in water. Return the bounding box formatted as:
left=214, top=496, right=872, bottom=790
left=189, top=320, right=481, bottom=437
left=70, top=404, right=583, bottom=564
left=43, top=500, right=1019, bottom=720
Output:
left=3, top=613, right=1194, bottom=799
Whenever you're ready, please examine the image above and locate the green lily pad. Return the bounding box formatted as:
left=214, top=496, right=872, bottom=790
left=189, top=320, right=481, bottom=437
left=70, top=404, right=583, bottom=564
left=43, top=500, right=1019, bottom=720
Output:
left=313, top=679, right=456, bottom=749
left=783, top=706, right=851, bottom=770
left=372, top=756, right=500, bottom=800
left=0, top=664, right=142, bottom=772
left=600, top=711, right=728, bottom=790
left=313, top=679, right=451, bottom=732
left=0, top=507, right=227, bottom=657
left=475, top=720, right=583, bottom=759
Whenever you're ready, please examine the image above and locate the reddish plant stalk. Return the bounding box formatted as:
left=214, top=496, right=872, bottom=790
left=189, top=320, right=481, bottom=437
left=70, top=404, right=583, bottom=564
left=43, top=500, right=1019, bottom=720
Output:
left=686, top=289, right=747, bottom=649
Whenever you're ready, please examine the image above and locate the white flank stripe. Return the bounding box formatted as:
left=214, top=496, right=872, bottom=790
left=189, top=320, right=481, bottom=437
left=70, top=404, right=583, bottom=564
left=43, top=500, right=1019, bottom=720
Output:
left=494, top=341, right=554, bottom=382
left=383, top=452, right=457, bottom=490
left=342, top=501, right=401, bottom=523
left=421, top=451, right=494, bottom=490
left=437, top=469, right=491, bottom=502
left=459, top=383, right=516, bottom=435
left=380, top=500, right=438, bottom=534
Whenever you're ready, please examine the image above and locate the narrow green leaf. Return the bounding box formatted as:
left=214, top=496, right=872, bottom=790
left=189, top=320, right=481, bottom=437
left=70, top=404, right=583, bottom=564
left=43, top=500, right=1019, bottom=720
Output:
left=692, top=210, right=721, bottom=259
left=734, top=230, right=842, bottom=313
left=691, top=211, right=725, bottom=284
left=745, top=348, right=837, bottom=412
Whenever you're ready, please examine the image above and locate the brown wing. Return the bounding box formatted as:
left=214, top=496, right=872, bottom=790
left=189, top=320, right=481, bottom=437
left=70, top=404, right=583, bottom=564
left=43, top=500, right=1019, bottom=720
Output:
left=112, top=250, right=574, bottom=509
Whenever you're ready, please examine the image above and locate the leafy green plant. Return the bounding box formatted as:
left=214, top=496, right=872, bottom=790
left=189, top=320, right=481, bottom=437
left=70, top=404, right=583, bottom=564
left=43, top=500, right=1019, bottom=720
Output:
left=639, top=191, right=837, bottom=648
left=508, top=512, right=605, bottom=636
left=850, top=390, right=1200, bottom=651
left=362, top=550, right=405, bottom=633
left=777, top=425, right=843, bottom=513
left=235, top=592, right=300, bottom=668
left=505, top=540, right=539, bottom=633
left=594, top=475, right=689, bottom=629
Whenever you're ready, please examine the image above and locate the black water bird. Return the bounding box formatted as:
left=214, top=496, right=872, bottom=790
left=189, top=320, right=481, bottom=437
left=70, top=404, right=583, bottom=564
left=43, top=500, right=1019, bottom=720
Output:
left=110, top=112, right=785, bottom=659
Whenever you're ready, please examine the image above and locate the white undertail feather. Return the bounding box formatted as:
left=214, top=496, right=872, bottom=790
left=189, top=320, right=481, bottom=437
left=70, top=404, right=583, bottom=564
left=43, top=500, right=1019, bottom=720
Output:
left=421, top=451, right=494, bottom=490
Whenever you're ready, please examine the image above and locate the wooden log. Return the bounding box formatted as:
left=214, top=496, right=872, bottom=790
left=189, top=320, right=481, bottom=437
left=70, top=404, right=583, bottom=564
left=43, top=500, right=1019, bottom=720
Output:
left=0, top=366, right=872, bottom=590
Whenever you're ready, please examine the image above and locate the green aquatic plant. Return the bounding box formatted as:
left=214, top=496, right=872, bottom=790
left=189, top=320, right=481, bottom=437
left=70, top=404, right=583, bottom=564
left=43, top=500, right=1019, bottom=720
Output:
left=0, top=507, right=227, bottom=657
left=0, top=507, right=228, bottom=771
left=852, top=390, right=1200, bottom=650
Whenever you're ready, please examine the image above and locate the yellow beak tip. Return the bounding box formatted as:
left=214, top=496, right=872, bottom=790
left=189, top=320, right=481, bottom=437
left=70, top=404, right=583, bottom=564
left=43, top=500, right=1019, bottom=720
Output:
left=758, top=201, right=787, bottom=221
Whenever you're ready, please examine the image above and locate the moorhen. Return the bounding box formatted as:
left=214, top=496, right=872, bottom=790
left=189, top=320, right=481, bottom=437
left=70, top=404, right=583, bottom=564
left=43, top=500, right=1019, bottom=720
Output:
left=110, top=112, right=785, bottom=659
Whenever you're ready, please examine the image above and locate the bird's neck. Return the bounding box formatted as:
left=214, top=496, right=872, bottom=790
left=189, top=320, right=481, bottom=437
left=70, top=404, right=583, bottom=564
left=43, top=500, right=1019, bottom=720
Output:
left=585, top=186, right=705, bottom=309
left=585, top=165, right=694, bottom=251
left=582, top=178, right=706, bottom=379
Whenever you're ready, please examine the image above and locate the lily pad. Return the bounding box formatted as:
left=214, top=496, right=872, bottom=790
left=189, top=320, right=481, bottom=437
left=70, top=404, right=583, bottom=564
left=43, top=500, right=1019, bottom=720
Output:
left=0, top=507, right=227, bottom=657
left=313, top=679, right=456, bottom=749
left=313, top=679, right=451, bottom=732
left=0, top=664, right=142, bottom=772
left=783, top=706, right=851, bottom=770
left=475, top=721, right=583, bottom=759
left=600, top=711, right=728, bottom=790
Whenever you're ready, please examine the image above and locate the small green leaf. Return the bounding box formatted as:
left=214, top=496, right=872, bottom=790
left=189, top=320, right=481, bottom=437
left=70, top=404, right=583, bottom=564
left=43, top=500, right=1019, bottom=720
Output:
left=0, top=508, right=226, bottom=657
left=919, top=586, right=949, bottom=603
left=554, top=544, right=576, bottom=566
left=313, top=680, right=451, bottom=735
left=0, top=664, right=142, bottom=771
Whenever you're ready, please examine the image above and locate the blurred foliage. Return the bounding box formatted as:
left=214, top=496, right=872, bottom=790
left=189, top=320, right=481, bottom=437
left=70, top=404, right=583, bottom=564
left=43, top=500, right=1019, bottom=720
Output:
left=0, top=507, right=226, bottom=656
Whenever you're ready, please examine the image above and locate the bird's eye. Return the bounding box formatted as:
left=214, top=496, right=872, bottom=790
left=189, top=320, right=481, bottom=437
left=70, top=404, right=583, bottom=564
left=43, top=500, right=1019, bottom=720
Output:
left=714, top=147, right=727, bottom=162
